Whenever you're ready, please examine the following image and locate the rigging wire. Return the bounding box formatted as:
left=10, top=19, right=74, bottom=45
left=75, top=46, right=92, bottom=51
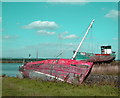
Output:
left=54, top=32, right=83, bottom=58
left=54, top=22, right=94, bottom=58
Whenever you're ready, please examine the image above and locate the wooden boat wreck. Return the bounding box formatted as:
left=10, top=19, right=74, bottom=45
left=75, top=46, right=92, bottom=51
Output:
left=19, top=59, right=93, bottom=84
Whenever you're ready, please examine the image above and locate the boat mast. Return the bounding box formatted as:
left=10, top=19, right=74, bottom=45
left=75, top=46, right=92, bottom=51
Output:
left=72, top=19, right=95, bottom=60
left=36, top=49, right=38, bottom=59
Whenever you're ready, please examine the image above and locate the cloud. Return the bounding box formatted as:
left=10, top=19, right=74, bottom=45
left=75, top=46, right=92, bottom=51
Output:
left=64, top=34, right=78, bottom=39
left=2, top=35, right=11, bottom=39
left=112, top=37, right=118, bottom=40
left=23, top=20, right=59, bottom=36
left=37, top=30, right=55, bottom=35
left=47, top=0, right=88, bottom=5
left=105, top=9, right=120, bottom=19
left=2, top=35, right=19, bottom=40
left=59, top=32, right=78, bottom=39
left=58, top=31, right=68, bottom=39
left=16, top=22, right=20, bottom=25
left=23, top=20, right=59, bottom=30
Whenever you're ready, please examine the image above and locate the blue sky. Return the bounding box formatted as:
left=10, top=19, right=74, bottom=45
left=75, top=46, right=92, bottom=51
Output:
left=1, top=2, right=119, bottom=59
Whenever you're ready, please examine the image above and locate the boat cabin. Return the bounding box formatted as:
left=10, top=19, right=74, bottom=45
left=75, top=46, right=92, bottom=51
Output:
left=101, top=45, right=112, bottom=54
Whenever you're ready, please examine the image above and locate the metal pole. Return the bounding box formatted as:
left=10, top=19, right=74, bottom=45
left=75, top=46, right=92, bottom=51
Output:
left=36, top=49, right=38, bottom=59
left=72, top=19, right=95, bottom=60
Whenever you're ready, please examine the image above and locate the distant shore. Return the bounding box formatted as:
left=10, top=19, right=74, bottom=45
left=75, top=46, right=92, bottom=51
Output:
left=0, top=58, right=47, bottom=63
left=0, top=61, right=23, bottom=63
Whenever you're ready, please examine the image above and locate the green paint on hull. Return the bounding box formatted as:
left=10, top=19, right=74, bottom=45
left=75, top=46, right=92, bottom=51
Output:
left=75, top=52, right=116, bottom=62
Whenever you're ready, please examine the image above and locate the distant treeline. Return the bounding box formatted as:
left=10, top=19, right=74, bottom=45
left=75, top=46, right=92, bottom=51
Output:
left=0, top=58, right=58, bottom=63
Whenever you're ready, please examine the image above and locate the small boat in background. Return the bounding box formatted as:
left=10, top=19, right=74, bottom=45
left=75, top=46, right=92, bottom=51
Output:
left=71, top=19, right=116, bottom=63
left=74, top=45, right=116, bottom=63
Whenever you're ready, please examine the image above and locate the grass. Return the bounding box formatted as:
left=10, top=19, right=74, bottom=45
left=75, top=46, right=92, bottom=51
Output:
left=2, top=77, right=119, bottom=96
left=91, top=65, right=119, bottom=75
left=91, top=61, right=120, bottom=75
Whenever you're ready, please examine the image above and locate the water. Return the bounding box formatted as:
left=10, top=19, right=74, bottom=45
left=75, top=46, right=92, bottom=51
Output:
left=1, top=63, right=22, bottom=77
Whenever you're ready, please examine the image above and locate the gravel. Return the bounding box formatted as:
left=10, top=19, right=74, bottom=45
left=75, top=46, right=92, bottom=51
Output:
left=84, top=74, right=119, bottom=87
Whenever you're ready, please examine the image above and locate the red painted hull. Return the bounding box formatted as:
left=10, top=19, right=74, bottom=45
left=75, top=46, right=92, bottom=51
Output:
left=87, top=55, right=115, bottom=63
left=19, top=59, right=93, bottom=84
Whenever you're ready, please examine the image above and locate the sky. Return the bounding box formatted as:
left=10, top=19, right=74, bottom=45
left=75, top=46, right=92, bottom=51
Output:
left=1, top=1, right=119, bottom=59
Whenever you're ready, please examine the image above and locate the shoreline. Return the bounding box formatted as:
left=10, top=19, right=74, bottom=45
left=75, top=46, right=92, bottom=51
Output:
left=0, top=60, right=119, bottom=64
left=0, top=58, right=46, bottom=63
left=0, top=61, right=23, bottom=63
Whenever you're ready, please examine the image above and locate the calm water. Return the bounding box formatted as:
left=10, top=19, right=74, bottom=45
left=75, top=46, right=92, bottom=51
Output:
left=1, top=63, right=22, bottom=77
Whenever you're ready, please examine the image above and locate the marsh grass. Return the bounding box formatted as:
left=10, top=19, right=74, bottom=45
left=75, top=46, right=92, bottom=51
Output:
left=91, top=61, right=119, bottom=75
left=2, top=77, right=119, bottom=96
left=91, top=65, right=119, bottom=75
